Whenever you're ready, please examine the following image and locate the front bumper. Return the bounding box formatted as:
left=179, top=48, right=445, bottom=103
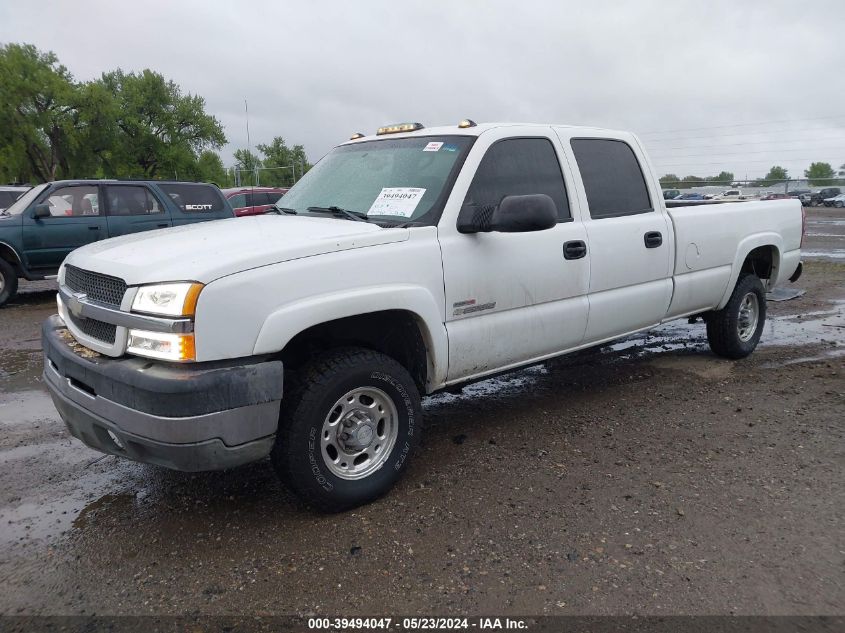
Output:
left=42, top=315, right=284, bottom=471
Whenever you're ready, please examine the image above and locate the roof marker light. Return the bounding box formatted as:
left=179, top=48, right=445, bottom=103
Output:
left=350, top=132, right=365, bottom=140
left=376, top=122, right=424, bottom=135
left=457, top=119, right=477, bottom=128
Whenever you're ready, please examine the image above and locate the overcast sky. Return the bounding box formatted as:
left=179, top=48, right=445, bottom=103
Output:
left=2, top=0, right=844, bottom=179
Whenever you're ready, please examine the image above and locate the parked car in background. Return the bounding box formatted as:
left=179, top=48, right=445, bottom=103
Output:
left=761, top=193, right=790, bottom=201
left=811, top=187, right=841, bottom=206
left=0, top=180, right=234, bottom=306
left=786, top=189, right=810, bottom=198
left=222, top=187, right=289, bottom=216
left=0, top=185, right=30, bottom=212
left=675, top=193, right=706, bottom=200
left=826, top=193, right=845, bottom=208
left=662, top=189, right=680, bottom=200
left=717, top=189, right=743, bottom=200
left=798, top=193, right=813, bottom=206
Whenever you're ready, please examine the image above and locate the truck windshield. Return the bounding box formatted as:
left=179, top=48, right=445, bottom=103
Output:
left=278, top=135, right=474, bottom=225
left=2, top=184, right=47, bottom=215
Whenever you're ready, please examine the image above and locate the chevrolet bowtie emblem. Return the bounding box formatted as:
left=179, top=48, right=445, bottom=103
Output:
left=66, top=292, right=87, bottom=317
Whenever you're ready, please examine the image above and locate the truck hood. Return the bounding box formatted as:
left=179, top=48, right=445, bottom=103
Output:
left=65, top=216, right=409, bottom=285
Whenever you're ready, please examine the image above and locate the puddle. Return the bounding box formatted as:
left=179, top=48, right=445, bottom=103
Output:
left=426, top=365, right=549, bottom=406
left=0, top=390, right=62, bottom=428
left=426, top=300, right=844, bottom=406
left=72, top=493, right=136, bottom=529
left=0, top=440, right=73, bottom=465
left=807, top=219, right=845, bottom=226
left=802, top=250, right=845, bottom=260
left=0, top=349, right=44, bottom=391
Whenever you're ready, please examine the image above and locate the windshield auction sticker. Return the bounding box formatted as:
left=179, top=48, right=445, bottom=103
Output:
left=367, top=187, right=427, bottom=217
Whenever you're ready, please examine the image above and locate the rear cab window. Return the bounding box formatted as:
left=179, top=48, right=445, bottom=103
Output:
left=570, top=138, right=652, bottom=219
left=157, top=183, right=231, bottom=216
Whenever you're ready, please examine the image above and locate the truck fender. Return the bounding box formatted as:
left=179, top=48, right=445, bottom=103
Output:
left=252, top=284, right=448, bottom=389
left=716, top=233, right=782, bottom=309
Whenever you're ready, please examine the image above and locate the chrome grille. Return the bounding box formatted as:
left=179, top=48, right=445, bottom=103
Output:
left=64, top=265, right=127, bottom=308
left=67, top=312, right=117, bottom=344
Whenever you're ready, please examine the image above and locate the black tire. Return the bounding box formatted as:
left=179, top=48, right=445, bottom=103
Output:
left=0, top=258, right=19, bottom=308
left=271, top=347, right=422, bottom=512
left=706, top=274, right=766, bottom=359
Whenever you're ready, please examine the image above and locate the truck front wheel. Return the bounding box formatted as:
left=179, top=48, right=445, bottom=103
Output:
left=705, top=274, right=766, bottom=359
left=272, top=347, right=422, bottom=512
left=0, top=258, right=19, bottom=308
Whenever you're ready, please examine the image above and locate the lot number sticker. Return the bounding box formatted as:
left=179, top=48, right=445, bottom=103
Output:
left=367, top=187, right=427, bottom=218
left=423, top=141, right=443, bottom=152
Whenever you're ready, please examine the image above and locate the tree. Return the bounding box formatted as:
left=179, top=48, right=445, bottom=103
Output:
left=713, top=171, right=734, bottom=185
left=762, top=165, right=788, bottom=186
left=99, top=69, right=226, bottom=178
left=0, top=43, right=82, bottom=181
left=195, top=150, right=229, bottom=186
left=659, top=174, right=680, bottom=187
left=680, top=175, right=705, bottom=189
left=232, top=148, right=262, bottom=185
left=256, top=137, right=311, bottom=186
left=805, top=162, right=835, bottom=186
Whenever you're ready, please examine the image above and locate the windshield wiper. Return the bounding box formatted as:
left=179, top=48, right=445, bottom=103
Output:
left=307, top=206, right=369, bottom=222
left=269, top=206, right=297, bottom=215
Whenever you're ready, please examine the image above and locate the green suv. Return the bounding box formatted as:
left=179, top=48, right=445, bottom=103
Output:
left=0, top=180, right=234, bottom=307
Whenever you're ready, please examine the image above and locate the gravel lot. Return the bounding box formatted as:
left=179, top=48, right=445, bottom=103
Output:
left=0, top=208, right=842, bottom=617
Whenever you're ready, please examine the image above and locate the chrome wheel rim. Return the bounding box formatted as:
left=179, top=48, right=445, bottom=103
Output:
left=0, top=270, right=5, bottom=294
left=737, top=292, right=759, bottom=342
left=320, top=386, right=398, bottom=480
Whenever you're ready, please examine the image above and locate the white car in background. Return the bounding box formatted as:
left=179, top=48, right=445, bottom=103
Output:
left=825, top=193, right=845, bottom=208
left=0, top=185, right=30, bottom=212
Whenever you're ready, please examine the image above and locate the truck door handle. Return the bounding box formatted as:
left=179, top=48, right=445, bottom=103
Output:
left=644, top=231, right=663, bottom=248
left=157, top=223, right=169, bottom=228
left=88, top=226, right=99, bottom=230
left=563, top=240, right=587, bottom=260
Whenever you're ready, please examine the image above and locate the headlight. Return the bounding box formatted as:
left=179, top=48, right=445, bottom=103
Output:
left=132, top=282, right=203, bottom=317
left=127, top=330, right=196, bottom=361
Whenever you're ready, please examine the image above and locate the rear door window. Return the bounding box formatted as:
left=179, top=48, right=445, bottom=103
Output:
left=570, top=138, right=652, bottom=219
left=464, top=137, right=571, bottom=221
left=158, top=183, right=227, bottom=213
left=105, top=186, right=162, bottom=215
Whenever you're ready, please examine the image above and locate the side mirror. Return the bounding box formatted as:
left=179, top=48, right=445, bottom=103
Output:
left=490, top=194, right=558, bottom=232
left=457, top=194, right=558, bottom=234
left=32, top=204, right=51, bottom=219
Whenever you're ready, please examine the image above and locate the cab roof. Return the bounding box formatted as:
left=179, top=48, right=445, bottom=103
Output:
left=341, top=122, right=628, bottom=146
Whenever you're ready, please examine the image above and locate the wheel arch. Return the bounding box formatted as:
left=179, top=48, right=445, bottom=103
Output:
left=253, top=285, right=448, bottom=392
left=716, top=235, right=781, bottom=309
left=0, top=241, right=24, bottom=276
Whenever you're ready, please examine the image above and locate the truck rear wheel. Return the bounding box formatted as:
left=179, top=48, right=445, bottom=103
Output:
left=706, top=274, right=766, bottom=359
left=0, top=258, right=18, bottom=308
left=272, top=347, right=422, bottom=512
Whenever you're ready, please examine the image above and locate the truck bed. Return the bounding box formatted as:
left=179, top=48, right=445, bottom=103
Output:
left=664, top=199, right=803, bottom=320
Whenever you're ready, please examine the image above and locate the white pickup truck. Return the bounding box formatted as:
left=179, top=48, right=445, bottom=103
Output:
left=43, top=121, right=804, bottom=511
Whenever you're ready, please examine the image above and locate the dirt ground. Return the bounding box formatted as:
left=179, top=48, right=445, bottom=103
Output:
left=0, top=208, right=842, bottom=617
